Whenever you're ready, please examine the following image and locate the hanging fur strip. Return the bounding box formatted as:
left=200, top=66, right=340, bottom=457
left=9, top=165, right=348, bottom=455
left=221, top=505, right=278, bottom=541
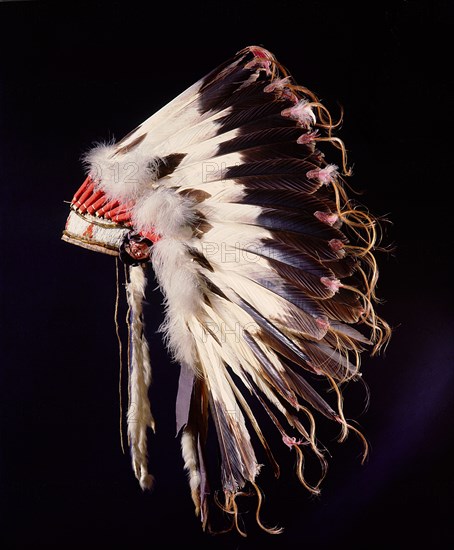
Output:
left=62, top=45, right=391, bottom=534
left=125, top=264, right=155, bottom=490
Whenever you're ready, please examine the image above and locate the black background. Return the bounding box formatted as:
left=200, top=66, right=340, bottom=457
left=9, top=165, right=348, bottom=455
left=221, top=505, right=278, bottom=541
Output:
left=1, top=1, right=453, bottom=547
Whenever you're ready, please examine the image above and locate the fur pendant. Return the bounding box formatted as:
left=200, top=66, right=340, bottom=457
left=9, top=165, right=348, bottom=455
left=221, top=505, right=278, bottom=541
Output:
left=62, top=45, right=390, bottom=535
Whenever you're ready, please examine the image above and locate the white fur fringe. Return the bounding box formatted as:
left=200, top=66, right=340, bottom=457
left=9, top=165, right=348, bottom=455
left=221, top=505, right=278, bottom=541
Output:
left=126, top=264, right=155, bottom=490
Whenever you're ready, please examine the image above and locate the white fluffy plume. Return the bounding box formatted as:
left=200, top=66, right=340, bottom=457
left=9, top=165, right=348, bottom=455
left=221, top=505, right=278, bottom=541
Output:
left=133, top=187, right=196, bottom=239
left=151, top=238, right=202, bottom=365
left=83, top=142, right=159, bottom=202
